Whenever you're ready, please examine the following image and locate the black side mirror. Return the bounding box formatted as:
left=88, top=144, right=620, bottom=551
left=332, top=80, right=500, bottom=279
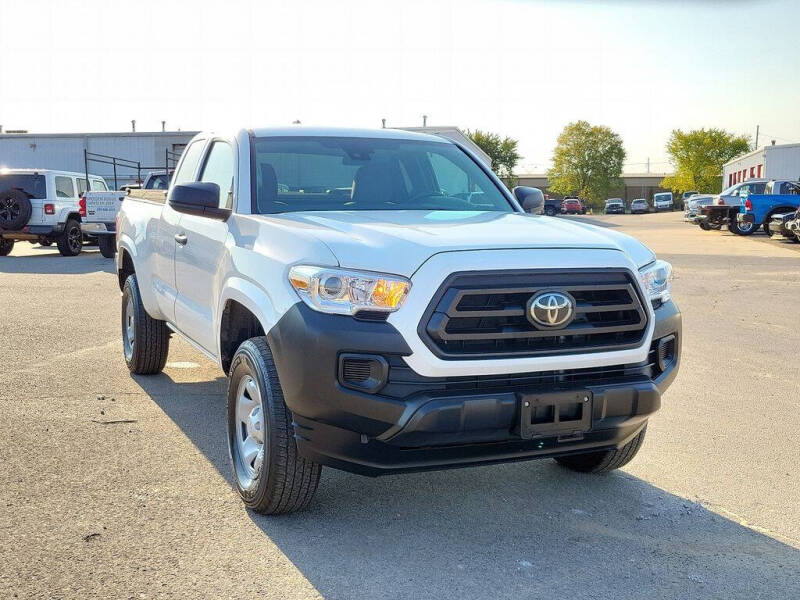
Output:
left=512, top=186, right=544, bottom=214
left=169, top=182, right=230, bottom=220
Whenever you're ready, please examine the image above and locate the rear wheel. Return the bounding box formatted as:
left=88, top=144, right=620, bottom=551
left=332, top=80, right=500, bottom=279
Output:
left=699, top=221, right=711, bottom=231
left=0, top=239, right=14, bottom=256
left=729, top=218, right=757, bottom=236
left=555, top=426, right=647, bottom=473
left=98, top=235, right=116, bottom=258
left=227, top=338, right=321, bottom=514
left=57, top=219, right=83, bottom=256
left=544, top=206, right=557, bottom=217
left=121, top=274, right=170, bottom=374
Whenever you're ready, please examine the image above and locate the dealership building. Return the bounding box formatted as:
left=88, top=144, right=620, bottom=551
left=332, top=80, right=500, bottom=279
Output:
left=722, top=142, right=800, bottom=188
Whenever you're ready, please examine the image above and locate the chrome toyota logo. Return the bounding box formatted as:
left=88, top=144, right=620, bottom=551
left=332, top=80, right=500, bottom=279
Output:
left=528, top=291, right=575, bottom=329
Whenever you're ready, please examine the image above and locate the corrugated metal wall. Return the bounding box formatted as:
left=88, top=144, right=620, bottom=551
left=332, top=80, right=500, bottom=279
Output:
left=0, top=133, right=197, bottom=187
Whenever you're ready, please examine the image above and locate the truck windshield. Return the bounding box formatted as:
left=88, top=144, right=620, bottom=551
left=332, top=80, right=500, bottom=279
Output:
left=0, top=174, right=47, bottom=199
left=252, top=136, right=513, bottom=213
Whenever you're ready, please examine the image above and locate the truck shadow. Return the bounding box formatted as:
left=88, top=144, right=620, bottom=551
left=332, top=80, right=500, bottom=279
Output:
left=0, top=249, right=115, bottom=275
left=135, top=374, right=800, bottom=599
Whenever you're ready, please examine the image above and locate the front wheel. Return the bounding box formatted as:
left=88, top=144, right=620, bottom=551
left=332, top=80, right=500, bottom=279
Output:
left=544, top=206, right=557, bottom=217
left=227, top=338, right=321, bottom=514
left=98, top=235, right=116, bottom=258
left=121, top=274, right=170, bottom=374
left=555, top=426, right=647, bottom=473
left=0, top=239, right=14, bottom=256
left=56, top=219, right=83, bottom=256
left=698, top=221, right=711, bottom=231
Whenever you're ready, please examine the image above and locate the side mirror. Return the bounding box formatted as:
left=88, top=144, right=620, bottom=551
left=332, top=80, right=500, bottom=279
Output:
left=513, top=186, right=544, bottom=214
left=169, top=182, right=230, bottom=220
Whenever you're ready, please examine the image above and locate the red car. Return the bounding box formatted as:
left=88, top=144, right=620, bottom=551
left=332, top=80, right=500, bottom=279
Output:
left=561, top=198, right=583, bottom=214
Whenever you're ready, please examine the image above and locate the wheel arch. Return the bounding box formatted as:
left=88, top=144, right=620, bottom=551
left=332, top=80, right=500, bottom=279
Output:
left=217, top=279, right=279, bottom=374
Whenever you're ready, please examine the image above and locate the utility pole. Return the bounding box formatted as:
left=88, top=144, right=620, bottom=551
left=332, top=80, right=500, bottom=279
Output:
left=646, top=157, right=650, bottom=174
left=755, top=125, right=759, bottom=149
left=422, top=115, right=427, bottom=127
left=161, top=120, right=166, bottom=132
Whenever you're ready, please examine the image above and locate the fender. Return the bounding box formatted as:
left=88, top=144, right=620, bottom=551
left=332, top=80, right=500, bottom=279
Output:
left=215, top=276, right=281, bottom=361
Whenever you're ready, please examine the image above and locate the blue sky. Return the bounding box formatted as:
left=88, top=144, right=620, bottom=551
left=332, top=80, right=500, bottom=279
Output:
left=0, top=0, right=798, bottom=173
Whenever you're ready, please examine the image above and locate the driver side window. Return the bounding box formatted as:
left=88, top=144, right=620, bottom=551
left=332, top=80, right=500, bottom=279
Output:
left=199, top=142, right=235, bottom=209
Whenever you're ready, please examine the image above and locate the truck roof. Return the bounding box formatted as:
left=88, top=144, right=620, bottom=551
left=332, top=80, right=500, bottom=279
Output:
left=248, top=126, right=453, bottom=144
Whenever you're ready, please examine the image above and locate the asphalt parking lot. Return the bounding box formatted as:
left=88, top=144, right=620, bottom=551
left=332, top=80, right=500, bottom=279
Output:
left=1, top=212, right=799, bottom=599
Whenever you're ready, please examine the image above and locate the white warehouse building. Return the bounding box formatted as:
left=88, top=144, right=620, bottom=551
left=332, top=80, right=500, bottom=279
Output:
left=723, top=142, right=800, bottom=188
left=0, top=130, right=198, bottom=188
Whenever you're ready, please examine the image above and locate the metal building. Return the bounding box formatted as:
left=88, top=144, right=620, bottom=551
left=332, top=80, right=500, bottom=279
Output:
left=0, top=131, right=198, bottom=188
left=722, top=142, right=800, bottom=188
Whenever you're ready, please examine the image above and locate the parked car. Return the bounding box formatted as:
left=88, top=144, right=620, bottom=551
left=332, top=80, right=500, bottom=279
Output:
left=786, top=208, right=800, bottom=241
left=630, top=198, right=648, bottom=214
left=0, top=169, right=108, bottom=256
left=736, top=180, right=800, bottom=235
left=115, top=126, right=681, bottom=514
left=605, top=198, right=625, bottom=214
left=120, top=171, right=172, bottom=192
left=684, top=194, right=715, bottom=228
left=543, top=195, right=562, bottom=216
left=680, top=191, right=699, bottom=211
left=562, top=198, right=583, bottom=214
left=697, top=179, right=767, bottom=234
left=653, top=192, right=674, bottom=212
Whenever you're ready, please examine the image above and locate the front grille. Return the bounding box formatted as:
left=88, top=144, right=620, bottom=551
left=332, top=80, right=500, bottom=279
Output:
left=419, top=269, right=648, bottom=360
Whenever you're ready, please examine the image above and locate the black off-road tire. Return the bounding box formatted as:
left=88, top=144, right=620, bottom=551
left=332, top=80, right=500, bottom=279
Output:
left=698, top=221, right=711, bottom=231
left=57, top=219, right=84, bottom=256
left=121, top=274, right=170, bottom=374
left=0, top=189, right=32, bottom=230
left=98, top=235, right=116, bottom=258
left=763, top=222, right=773, bottom=236
left=0, top=239, right=14, bottom=256
left=227, top=337, right=321, bottom=514
left=554, top=426, right=647, bottom=473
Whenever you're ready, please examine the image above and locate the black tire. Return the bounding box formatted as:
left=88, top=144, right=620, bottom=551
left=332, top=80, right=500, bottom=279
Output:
left=56, top=219, right=83, bottom=256
left=544, top=206, right=557, bottom=217
left=699, top=221, right=711, bottom=231
left=729, top=218, right=757, bottom=236
left=0, top=239, right=13, bottom=256
left=227, top=338, right=321, bottom=514
left=98, top=235, right=116, bottom=258
left=0, top=189, right=32, bottom=230
left=40, top=240, right=52, bottom=247
left=555, top=426, right=647, bottom=473
left=763, top=222, right=773, bottom=236
left=121, top=274, right=170, bottom=375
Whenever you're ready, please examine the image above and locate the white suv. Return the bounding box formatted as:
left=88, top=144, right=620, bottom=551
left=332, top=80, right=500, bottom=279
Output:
left=0, top=169, right=108, bottom=256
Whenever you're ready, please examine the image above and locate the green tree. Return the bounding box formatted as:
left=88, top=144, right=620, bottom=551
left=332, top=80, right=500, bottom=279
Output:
left=547, top=121, right=625, bottom=208
left=661, top=128, right=749, bottom=195
left=466, top=129, right=520, bottom=187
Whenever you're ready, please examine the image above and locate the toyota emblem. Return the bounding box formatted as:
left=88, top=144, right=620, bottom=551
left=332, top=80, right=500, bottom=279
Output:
left=527, top=291, right=575, bottom=329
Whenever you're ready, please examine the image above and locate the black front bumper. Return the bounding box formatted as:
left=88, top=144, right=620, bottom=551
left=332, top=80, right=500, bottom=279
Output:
left=267, top=301, right=681, bottom=476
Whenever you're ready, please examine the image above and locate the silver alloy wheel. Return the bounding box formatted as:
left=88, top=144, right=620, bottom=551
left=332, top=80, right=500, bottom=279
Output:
left=123, top=297, right=135, bottom=361
left=234, top=374, right=266, bottom=490
left=67, top=226, right=82, bottom=253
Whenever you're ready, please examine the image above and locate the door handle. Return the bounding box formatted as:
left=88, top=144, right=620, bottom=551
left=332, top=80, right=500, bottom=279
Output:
left=174, top=233, right=188, bottom=245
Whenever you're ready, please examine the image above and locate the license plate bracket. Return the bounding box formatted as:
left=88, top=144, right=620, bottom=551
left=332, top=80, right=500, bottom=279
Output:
left=520, top=391, right=592, bottom=439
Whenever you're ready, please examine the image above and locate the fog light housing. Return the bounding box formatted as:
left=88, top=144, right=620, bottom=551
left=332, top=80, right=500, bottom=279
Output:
left=338, top=354, right=389, bottom=393
left=656, top=335, right=676, bottom=372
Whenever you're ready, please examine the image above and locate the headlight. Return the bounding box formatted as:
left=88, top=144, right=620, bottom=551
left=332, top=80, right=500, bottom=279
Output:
left=288, top=265, right=411, bottom=316
left=638, top=259, right=672, bottom=304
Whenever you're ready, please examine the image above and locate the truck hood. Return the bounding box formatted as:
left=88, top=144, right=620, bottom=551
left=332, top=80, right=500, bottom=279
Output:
left=264, top=210, right=655, bottom=277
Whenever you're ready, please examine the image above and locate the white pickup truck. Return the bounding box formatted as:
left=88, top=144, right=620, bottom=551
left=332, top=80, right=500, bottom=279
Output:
left=82, top=171, right=172, bottom=258
left=116, top=127, right=681, bottom=514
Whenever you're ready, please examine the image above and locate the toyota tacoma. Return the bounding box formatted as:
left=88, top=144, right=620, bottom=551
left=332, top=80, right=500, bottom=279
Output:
left=116, top=127, right=681, bottom=514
